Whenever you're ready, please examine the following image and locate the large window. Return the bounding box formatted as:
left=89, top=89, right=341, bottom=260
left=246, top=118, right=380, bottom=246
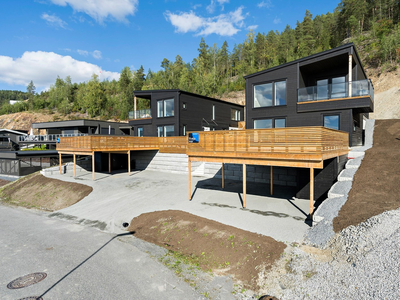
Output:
left=138, top=127, right=143, bottom=137
left=157, top=125, right=175, bottom=137
left=231, top=109, right=241, bottom=121
left=157, top=98, right=174, bottom=118
left=324, top=115, right=340, bottom=130
left=254, top=80, right=286, bottom=108
left=254, top=118, right=286, bottom=129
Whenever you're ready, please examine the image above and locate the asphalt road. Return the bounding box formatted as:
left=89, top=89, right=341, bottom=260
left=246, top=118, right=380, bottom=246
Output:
left=0, top=205, right=205, bottom=300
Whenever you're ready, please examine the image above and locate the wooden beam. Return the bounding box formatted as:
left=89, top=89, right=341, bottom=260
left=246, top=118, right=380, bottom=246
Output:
left=188, top=158, right=192, bottom=200
left=243, top=164, right=246, bottom=208
left=310, top=167, right=314, bottom=218
left=128, top=150, right=131, bottom=175
left=134, top=96, right=137, bottom=119
left=349, top=54, right=353, bottom=96
left=222, top=163, right=225, bottom=189
left=59, top=153, right=62, bottom=174
left=108, top=152, right=111, bottom=173
left=92, top=152, right=95, bottom=180
left=270, top=165, right=273, bottom=195
left=73, top=154, right=76, bottom=177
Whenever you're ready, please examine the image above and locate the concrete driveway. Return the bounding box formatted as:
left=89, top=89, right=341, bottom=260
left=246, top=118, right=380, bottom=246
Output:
left=46, top=169, right=311, bottom=242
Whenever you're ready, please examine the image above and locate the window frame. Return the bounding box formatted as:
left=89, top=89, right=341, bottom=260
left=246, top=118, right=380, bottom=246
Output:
left=157, top=125, right=175, bottom=137
left=253, top=117, right=287, bottom=129
left=231, top=109, right=241, bottom=121
left=157, top=98, right=175, bottom=118
left=253, top=79, right=287, bottom=108
left=323, top=114, right=340, bottom=130
left=137, top=127, right=143, bottom=137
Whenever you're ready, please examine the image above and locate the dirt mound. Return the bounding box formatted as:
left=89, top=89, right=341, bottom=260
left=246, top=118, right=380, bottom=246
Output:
left=333, top=119, right=400, bottom=232
left=128, top=210, right=286, bottom=291
left=0, top=172, right=92, bottom=211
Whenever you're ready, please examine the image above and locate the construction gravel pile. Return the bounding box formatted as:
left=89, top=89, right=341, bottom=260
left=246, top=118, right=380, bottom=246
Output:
left=264, top=208, right=400, bottom=299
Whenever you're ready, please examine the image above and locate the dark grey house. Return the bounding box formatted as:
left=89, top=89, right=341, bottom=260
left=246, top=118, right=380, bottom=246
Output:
left=244, top=43, right=373, bottom=147
left=0, top=129, right=27, bottom=151
left=32, top=119, right=133, bottom=136
left=128, top=90, right=244, bottom=137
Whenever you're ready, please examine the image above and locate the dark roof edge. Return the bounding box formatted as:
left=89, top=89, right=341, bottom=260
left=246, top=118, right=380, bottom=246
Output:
left=32, top=119, right=127, bottom=128
left=244, top=43, right=367, bottom=79
left=133, top=89, right=244, bottom=107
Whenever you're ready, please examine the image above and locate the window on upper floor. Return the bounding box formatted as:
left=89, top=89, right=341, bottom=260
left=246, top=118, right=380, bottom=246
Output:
left=254, top=80, right=286, bottom=108
left=157, top=98, right=174, bottom=118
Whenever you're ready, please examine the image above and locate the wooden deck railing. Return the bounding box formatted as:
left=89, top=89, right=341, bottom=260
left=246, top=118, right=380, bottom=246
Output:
left=57, top=135, right=187, bottom=154
left=57, top=127, right=348, bottom=161
left=187, top=127, right=349, bottom=161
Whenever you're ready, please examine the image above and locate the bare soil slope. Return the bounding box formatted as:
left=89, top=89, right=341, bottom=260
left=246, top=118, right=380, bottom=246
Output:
left=0, top=172, right=92, bottom=211
left=333, top=119, right=400, bottom=232
left=128, top=210, right=286, bottom=291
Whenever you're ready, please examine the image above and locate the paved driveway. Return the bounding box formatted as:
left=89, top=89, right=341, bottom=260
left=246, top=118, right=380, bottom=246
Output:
left=47, top=170, right=311, bottom=242
left=0, top=205, right=208, bottom=300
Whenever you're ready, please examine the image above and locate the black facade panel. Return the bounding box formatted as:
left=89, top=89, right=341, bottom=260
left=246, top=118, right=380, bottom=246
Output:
left=296, top=97, right=373, bottom=113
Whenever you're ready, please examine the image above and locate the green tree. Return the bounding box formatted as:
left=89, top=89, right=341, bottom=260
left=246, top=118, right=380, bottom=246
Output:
left=27, top=80, right=36, bottom=95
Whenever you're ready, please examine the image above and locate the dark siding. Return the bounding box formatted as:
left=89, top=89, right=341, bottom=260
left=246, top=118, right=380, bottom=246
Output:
left=179, top=93, right=244, bottom=133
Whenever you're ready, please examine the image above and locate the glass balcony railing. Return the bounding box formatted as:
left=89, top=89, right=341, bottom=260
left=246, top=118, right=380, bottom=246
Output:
left=18, top=133, right=87, bottom=142
left=298, top=79, right=374, bottom=103
left=128, top=109, right=152, bottom=120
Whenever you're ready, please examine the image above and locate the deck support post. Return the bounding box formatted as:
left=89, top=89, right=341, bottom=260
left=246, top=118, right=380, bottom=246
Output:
left=222, top=163, right=225, bottom=189
left=128, top=150, right=131, bottom=175
left=108, top=153, right=111, bottom=173
left=243, top=164, right=246, bottom=208
left=188, top=158, right=192, bottom=200
left=270, top=166, right=273, bottom=195
left=310, top=167, right=314, bottom=219
left=59, top=153, right=62, bottom=174
left=73, top=154, right=76, bottom=177
left=92, top=151, right=95, bottom=180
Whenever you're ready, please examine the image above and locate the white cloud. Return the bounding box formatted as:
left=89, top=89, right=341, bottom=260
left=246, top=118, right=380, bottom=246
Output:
left=92, top=50, right=102, bottom=59
left=49, top=0, right=138, bottom=23
left=164, top=11, right=204, bottom=33
left=165, top=6, right=247, bottom=37
left=247, top=25, right=258, bottom=30
left=41, top=12, right=67, bottom=28
left=273, top=17, right=281, bottom=24
left=0, top=51, right=119, bottom=90
left=77, top=49, right=89, bottom=56
left=206, top=0, right=229, bottom=13
left=257, top=0, right=273, bottom=9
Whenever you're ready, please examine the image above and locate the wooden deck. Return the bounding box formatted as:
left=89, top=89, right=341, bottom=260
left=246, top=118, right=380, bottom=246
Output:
left=57, top=127, right=349, bottom=218
left=187, top=127, right=348, bottom=168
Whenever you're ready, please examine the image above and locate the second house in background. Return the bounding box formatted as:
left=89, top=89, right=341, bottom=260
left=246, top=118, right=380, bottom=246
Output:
left=128, top=89, right=244, bottom=137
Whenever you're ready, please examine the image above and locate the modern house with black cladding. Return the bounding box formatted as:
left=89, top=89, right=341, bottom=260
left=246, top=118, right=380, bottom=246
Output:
left=128, top=89, right=244, bottom=137
left=244, top=43, right=374, bottom=147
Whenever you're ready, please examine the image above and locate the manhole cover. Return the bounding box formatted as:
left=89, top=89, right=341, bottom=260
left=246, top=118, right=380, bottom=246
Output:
left=17, top=297, right=43, bottom=300
left=7, top=272, right=47, bottom=289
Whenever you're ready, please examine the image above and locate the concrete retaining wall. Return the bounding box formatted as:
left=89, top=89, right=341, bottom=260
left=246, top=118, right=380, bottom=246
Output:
left=130, top=151, right=297, bottom=187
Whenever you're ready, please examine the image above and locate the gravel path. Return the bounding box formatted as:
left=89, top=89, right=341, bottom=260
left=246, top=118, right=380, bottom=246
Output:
left=264, top=208, right=400, bottom=299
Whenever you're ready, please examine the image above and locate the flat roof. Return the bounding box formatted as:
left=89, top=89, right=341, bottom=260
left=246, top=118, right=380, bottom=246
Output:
left=32, top=119, right=128, bottom=129
left=243, top=43, right=366, bottom=79
left=133, top=89, right=244, bottom=107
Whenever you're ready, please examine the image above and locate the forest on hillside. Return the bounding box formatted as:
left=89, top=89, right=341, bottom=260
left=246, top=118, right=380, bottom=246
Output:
left=1, top=0, right=399, bottom=120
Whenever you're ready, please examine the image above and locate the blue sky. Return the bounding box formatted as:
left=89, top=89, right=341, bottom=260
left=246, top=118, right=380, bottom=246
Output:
left=0, top=0, right=339, bottom=92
